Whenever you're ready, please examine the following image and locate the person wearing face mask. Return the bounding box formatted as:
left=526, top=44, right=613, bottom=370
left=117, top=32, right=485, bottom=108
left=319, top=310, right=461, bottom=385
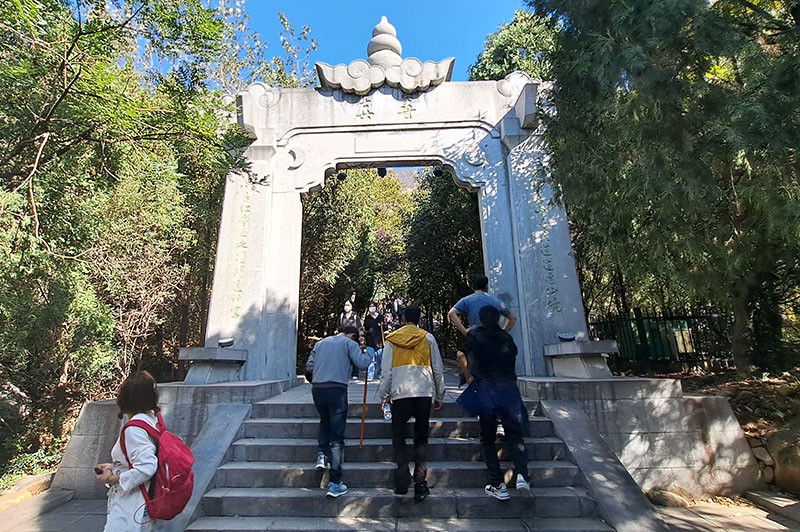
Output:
left=338, top=299, right=362, bottom=379
left=363, top=302, right=385, bottom=380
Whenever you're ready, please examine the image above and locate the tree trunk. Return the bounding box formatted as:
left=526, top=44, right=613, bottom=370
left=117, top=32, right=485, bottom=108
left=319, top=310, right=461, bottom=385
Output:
left=751, top=272, right=784, bottom=371
left=178, top=302, right=189, bottom=348
left=731, top=294, right=753, bottom=376
left=616, top=265, right=630, bottom=315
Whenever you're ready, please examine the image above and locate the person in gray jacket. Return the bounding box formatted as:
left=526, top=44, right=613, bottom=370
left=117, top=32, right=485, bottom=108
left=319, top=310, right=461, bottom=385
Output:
left=378, top=307, right=445, bottom=501
left=305, top=325, right=372, bottom=498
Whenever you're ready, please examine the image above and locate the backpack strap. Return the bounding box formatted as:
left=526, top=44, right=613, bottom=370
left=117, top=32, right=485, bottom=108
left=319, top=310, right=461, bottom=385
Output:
left=155, top=411, right=167, bottom=432
left=120, top=419, right=162, bottom=459
left=119, top=416, right=162, bottom=504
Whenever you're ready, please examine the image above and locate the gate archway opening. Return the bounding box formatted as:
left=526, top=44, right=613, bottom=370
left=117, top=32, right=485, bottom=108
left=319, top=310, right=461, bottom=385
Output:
left=295, top=163, right=485, bottom=374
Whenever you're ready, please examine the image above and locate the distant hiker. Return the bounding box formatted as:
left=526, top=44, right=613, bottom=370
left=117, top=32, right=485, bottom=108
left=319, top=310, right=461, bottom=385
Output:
left=467, top=305, right=531, bottom=501
left=383, top=304, right=394, bottom=331
left=337, top=299, right=362, bottom=332
left=363, top=302, right=385, bottom=380
left=448, top=274, right=517, bottom=336
left=95, top=371, right=160, bottom=531
left=337, top=300, right=363, bottom=379
left=377, top=307, right=445, bottom=501
left=391, top=294, right=404, bottom=321
left=305, top=326, right=371, bottom=498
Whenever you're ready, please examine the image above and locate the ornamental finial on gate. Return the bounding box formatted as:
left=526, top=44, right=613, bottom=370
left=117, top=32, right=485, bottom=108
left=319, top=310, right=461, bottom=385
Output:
left=367, top=16, right=402, bottom=69
left=315, top=16, right=454, bottom=96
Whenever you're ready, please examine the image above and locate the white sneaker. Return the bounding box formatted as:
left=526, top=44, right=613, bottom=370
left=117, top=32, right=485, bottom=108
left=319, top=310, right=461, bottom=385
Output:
left=516, top=473, right=531, bottom=494
left=315, top=452, right=329, bottom=470
left=485, top=483, right=510, bottom=500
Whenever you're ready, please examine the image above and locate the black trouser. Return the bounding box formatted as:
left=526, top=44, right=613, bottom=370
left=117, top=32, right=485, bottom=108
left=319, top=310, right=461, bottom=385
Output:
left=477, top=381, right=529, bottom=487
left=390, top=396, right=432, bottom=490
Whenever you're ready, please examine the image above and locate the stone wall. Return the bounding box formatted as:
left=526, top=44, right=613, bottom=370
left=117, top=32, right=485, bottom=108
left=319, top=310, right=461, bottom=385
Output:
left=518, top=377, right=763, bottom=497
left=754, top=433, right=800, bottom=495
left=51, top=379, right=301, bottom=499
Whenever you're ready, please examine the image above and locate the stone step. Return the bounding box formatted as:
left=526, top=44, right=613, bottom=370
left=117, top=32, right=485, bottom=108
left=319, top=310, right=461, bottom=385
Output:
left=231, top=437, right=567, bottom=462
left=242, top=416, right=555, bottom=439
left=186, top=516, right=614, bottom=532
left=200, top=486, right=598, bottom=519
left=214, top=460, right=583, bottom=489
left=250, top=400, right=538, bottom=419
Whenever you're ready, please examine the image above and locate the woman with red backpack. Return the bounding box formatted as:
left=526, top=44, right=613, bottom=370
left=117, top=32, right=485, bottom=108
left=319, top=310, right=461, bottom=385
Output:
left=95, top=371, right=159, bottom=531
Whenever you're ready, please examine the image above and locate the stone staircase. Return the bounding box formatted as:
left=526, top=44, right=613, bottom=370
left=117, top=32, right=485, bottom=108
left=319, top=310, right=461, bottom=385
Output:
left=187, top=385, right=614, bottom=531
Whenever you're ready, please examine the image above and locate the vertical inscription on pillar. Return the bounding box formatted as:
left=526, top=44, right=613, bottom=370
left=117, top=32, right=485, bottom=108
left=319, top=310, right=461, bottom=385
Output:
left=536, top=206, right=562, bottom=316
left=229, top=184, right=251, bottom=319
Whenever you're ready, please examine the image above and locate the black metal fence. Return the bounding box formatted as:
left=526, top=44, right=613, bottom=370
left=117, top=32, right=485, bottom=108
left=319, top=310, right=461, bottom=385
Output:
left=588, top=307, right=734, bottom=368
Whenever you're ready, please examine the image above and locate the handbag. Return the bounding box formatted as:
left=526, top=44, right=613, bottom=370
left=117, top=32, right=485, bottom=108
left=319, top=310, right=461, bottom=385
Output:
left=455, top=380, right=485, bottom=417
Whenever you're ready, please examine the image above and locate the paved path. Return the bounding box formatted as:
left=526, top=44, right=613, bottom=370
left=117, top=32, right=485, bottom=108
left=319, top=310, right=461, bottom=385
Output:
left=11, top=497, right=800, bottom=532
left=657, top=500, right=800, bottom=531
left=3, top=360, right=799, bottom=531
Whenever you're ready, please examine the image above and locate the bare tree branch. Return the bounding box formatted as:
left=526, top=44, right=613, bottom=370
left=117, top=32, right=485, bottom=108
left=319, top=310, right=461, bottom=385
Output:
left=16, top=133, right=52, bottom=240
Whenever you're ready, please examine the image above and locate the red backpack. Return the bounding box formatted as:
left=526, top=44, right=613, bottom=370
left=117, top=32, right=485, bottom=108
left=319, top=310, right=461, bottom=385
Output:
left=120, top=411, right=195, bottom=521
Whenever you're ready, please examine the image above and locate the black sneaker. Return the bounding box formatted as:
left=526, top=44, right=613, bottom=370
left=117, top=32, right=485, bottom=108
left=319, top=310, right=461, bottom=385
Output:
left=394, top=486, right=408, bottom=495
left=414, top=482, right=430, bottom=502
left=485, top=483, right=510, bottom=500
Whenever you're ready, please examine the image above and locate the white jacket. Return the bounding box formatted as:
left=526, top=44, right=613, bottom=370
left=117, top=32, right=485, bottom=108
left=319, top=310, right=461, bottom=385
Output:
left=103, top=412, right=157, bottom=532
left=377, top=325, right=445, bottom=402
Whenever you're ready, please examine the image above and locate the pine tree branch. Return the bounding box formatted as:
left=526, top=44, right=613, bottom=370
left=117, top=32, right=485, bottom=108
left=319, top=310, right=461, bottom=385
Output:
left=735, top=0, right=792, bottom=31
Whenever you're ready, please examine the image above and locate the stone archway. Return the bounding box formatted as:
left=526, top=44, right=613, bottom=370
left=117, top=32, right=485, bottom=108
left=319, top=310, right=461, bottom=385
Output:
left=184, top=17, right=593, bottom=384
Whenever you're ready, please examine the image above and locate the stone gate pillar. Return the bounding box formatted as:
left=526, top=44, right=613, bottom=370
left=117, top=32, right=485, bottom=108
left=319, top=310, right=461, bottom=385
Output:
left=505, top=133, right=591, bottom=375
left=188, top=166, right=303, bottom=383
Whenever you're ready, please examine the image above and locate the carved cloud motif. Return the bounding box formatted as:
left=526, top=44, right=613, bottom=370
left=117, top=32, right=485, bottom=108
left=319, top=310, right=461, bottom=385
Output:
left=316, top=58, right=455, bottom=96
left=315, top=60, right=384, bottom=96
left=316, top=16, right=454, bottom=96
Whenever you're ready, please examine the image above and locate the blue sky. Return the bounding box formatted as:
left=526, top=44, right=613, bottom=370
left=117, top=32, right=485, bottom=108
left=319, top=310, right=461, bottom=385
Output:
left=247, top=0, right=527, bottom=82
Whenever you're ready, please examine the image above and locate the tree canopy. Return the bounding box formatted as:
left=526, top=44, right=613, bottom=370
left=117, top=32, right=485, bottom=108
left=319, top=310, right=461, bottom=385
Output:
left=519, top=0, right=800, bottom=372
left=406, top=170, right=484, bottom=342
left=0, top=0, right=316, bottom=485
left=469, top=9, right=555, bottom=81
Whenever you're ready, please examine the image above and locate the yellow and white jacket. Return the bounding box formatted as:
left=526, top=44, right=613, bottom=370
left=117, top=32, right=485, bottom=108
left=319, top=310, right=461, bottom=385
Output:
left=377, top=325, right=445, bottom=402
